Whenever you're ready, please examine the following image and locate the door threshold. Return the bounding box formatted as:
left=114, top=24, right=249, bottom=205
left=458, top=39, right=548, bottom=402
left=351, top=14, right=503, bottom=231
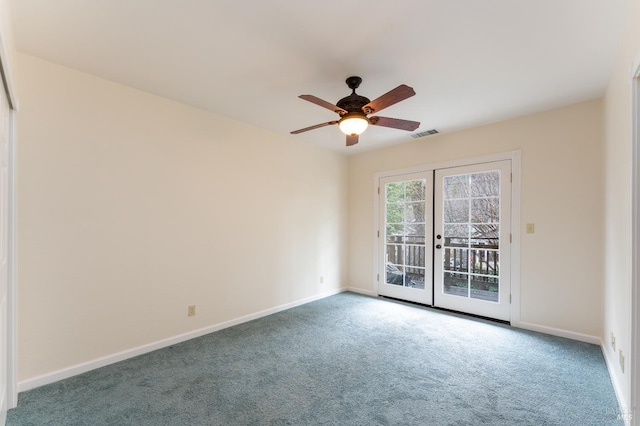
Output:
left=378, top=295, right=510, bottom=325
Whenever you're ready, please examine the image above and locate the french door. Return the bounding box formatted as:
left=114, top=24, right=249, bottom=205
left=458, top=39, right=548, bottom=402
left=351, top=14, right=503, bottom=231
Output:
left=377, top=160, right=512, bottom=321
left=378, top=172, right=434, bottom=305
left=433, top=161, right=511, bottom=321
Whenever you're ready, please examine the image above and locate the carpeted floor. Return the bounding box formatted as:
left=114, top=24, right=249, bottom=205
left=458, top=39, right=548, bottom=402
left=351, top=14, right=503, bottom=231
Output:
left=7, top=292, right=623, bottom=425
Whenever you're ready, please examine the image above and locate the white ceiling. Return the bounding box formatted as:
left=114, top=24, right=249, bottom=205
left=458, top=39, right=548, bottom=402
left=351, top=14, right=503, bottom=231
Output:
left=9, top=0, right=633, bottom=154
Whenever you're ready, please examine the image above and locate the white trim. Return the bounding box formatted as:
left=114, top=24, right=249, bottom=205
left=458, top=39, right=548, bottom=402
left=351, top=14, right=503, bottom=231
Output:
left=344, top=286, right=377, bottom=297
left=510, top=151, right=522, bottom=324
left=18, top=288, right=345, bottom=392
left=512, top=320, right=600, bottom=345
left=373, top=151, right=520, bottom=180
left=6, top=103, right=15, bottom=410
left=603, top=339, right=633, bottom=426
left=372, top=176, right=380, bottom=296
left=629, top=55, right=640, bottom=426
left=372, top=150, right=522, bottom=322
left=0, top=34, right=16, bottom=414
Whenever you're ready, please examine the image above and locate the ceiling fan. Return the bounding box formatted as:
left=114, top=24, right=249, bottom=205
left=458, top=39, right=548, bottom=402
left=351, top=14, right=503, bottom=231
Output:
left=291, top=76, right=420, bottom=146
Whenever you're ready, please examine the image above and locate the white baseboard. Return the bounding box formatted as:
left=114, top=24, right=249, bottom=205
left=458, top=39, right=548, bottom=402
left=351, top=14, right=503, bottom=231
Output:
left=511, top=320, right=601, bottom=345
left=601, top=339, right=632, bottom=426
left=343, top=286, right=377, bottom=297
left=18, top=288, right=347, bottom=393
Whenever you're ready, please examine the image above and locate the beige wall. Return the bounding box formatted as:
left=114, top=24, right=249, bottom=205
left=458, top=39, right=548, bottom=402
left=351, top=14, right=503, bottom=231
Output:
left=16, top=54, right=349, bottom=382
left=348, top=99, right=604, bottom=337
left=603, top=0, right=640, bottom=413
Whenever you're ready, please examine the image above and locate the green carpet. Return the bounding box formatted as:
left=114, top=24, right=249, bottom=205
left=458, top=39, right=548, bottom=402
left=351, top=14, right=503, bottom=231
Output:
left=7, top=292, right=623, bottom=425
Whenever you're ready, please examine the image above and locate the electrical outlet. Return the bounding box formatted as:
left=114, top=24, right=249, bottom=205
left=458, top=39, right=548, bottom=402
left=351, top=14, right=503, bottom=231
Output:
left=526, top=223, right=535, bottom=234
left=611, top=332, right=616, bottom=351
left=619, top=349, right=625, bottom=373
left=188, top=305, right=196, bottom=317
left=320, top=276, right=324, bottom=284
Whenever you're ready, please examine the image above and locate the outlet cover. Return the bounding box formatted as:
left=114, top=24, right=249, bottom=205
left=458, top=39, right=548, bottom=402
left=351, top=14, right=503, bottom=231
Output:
left=188, top=305, right=196, bottom=317
left=611, top=332, right=616, bottom=351
left=619, top=349, right=625, bottom=373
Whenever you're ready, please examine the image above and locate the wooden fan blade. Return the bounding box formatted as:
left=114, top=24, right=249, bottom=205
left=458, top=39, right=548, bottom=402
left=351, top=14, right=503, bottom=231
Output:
left=290, top=121, right=338, bottom=134
left=363, top=85, right=416, bottom=114
left=346, top=134, right=359, bottom=146
left=299, top=95, right=348, bottom=115
left=369, top=116, right=420, bottom=132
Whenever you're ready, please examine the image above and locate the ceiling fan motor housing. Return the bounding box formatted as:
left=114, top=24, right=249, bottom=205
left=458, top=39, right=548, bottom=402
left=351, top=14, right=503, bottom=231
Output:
left=337, top=77, right=370, bottom=116
left=337, top=93, right=370, bottom=114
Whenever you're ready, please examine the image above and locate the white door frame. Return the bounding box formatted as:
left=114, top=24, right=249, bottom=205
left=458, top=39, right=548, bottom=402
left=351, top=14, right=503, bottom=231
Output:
left=373, top=150, right=521, bottom=321
left=6, top=93, right=15, bottom=412
left=0, top=42, right=17, bottom=413
left=630, top=56, right=640, bottom=426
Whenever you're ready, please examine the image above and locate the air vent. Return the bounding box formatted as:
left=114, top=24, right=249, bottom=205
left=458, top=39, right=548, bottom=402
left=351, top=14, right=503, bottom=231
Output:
left=411, top=129, right=439, bottom=139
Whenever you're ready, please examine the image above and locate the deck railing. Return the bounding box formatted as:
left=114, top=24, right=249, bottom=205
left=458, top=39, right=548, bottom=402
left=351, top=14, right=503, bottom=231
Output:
left=386, top=236, right=499, bottom=278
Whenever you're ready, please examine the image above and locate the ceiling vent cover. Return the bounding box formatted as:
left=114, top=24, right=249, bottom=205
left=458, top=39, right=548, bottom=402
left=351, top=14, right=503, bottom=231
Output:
left=411, top=129, right=439, bottom=139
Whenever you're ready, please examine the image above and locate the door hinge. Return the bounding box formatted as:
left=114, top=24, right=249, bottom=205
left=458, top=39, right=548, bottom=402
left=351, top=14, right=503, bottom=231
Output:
left=510, top=234, right=512, bottom=243
left=510, top=173, right=512, bottom=183
left=377, top=273, right=380, bottom=281
left=377, top=230, right=380, bottom=238
left=378, top=187, right=380, bottom=195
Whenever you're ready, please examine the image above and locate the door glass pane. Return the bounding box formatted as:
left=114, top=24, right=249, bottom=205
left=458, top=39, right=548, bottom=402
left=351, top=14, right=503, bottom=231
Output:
left=468, top=249, right=500, bottom=276
left=405, top=202, right=425, bottom=222
left=386, top=263, right=405, bottom=286
left=441, top=171, right=501, bottom=302
left=470, top=276, right=499, bottom=302
left=486, top=250, right=499, bottom=276
left=406, top=180, right=426, bottom=201
left=444, top=224, right=469, bottom=247
left=470, top=171, right=500, bottom=197
left=386, top=224, right=404, bottom=243
left=386, top=182, right=404, bottom=203
left=385, top=179, right=427, bottom=289
left=443, top=248, right=468, bottom=272
left=443, top=175, right=469, bottom=199
left=471, top=224, right=499, bottom=240
left=386, top=244, right=404, bottom=267
left=406, top=224, right=425, bottom=238
left=406, top=267, right=425, bottom=289
left=386, top=203, right=404, bottom=224
left=444, top=272, right=468, bottom=296
left=405, top=245, right=425, bottom=267
left=444, top=199, right=469, bottom=223
left=444, top=224, right=468, bottom=238
left=471, top=198, right=499, bottom=223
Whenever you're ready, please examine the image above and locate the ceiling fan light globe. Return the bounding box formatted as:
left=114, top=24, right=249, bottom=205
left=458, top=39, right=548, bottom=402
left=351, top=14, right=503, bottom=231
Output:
left=339, top=116, right=369, bottom=136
